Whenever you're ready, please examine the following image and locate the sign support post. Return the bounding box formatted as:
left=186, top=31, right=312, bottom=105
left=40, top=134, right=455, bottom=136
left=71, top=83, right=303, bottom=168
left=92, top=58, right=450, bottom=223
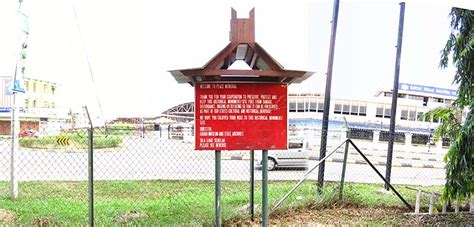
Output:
left=168, top=8, right=314, bottom=225
left=215, top=150, right=222, bottom=227
left=262, top=149, right=269, bottom=226
left=250, top=150, right=255, bottom=219
left=10, top=0, right=29, bottom=200
left=10, top=94, right=19, bottom=199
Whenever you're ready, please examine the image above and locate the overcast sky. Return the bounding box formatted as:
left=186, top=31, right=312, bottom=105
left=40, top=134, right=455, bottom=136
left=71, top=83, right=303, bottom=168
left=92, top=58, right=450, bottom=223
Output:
left=0, top=0, right=472, bottom=121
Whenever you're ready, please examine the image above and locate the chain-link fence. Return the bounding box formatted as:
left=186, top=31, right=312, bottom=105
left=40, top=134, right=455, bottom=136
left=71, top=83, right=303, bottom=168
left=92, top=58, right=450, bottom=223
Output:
left=0, top=117, right=448, bottom=225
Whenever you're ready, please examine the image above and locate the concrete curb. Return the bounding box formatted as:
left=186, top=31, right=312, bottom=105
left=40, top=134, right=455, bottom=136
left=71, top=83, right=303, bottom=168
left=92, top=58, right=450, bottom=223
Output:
left=221, top=155, right=444, bottom=169
left=332, top=150, right=444, bottom=163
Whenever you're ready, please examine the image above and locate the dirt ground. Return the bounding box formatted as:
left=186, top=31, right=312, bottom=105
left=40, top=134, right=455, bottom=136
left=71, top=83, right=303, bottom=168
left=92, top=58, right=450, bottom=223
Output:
left=226, top=203, right=474, bottom=226
left=2, top=204, right=472, bottom=225
left=0, top=209, right=15, bottom=224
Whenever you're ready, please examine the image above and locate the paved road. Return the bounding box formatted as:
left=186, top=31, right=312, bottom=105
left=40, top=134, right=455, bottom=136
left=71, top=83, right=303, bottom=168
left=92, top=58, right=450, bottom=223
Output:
left=0, top=136, right=446, bottom=185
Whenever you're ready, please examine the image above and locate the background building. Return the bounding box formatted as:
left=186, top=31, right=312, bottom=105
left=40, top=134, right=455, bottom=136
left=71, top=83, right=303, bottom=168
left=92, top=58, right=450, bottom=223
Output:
left=0, top=76, right=67, bottom=135
left=288, top=83, right=457, bottom=148
left=155, top=83, right=457, bottom=149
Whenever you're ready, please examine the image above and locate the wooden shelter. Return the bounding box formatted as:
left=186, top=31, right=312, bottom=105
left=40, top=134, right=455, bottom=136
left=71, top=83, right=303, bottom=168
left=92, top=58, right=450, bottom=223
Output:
left=169, top=8, right=313, bottom=85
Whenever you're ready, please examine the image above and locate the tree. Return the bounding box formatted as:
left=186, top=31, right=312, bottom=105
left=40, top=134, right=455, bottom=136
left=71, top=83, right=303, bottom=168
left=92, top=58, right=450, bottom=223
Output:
left=438, top=7, right=473, bottom=202
left=421, top=107, right=472, bottom=202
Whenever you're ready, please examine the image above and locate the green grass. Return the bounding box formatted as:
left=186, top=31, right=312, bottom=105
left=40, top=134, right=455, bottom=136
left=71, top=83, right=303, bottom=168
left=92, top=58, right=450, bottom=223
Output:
left=0, top=181, right=445, bottom=225
left=19, top=132, right=123, bottom=149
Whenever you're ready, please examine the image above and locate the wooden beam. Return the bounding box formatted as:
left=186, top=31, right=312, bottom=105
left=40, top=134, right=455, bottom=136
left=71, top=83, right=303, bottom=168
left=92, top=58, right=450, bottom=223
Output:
left=248, top=43, right=283, bottom=71
left=244, top=47, right=254, bottom=66
left=181, top=69, right=307, bottom=78
left=204, top=42, right=239, bottom=70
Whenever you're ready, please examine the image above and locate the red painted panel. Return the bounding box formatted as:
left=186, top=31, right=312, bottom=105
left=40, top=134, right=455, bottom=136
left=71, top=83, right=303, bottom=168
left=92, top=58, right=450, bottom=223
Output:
left=195, top=83, right=287, bottom=150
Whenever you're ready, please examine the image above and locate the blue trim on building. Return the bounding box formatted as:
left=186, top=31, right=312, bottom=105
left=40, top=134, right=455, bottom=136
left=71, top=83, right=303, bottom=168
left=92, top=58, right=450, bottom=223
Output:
left=289, top=118, right=432, bottom=135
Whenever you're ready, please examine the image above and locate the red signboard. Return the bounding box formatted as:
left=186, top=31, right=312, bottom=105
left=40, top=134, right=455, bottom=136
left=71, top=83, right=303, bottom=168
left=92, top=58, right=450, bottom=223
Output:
left=195, top=83, right=287, bottom=150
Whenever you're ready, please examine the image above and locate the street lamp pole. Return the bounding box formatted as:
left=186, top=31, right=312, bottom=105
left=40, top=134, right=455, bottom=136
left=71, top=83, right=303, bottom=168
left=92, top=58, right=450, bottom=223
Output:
left=318, top=0, right=341, bottom=192
left=385, top=2, right=405, bottom=190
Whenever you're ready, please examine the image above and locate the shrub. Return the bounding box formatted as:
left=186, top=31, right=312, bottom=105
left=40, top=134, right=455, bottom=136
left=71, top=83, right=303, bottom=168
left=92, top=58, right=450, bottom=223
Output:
left=107, top=124, right=135, bottom=135
left=19, top=133, right=123, bottom=149
left=19, top=137, right=36, bottom=147
left=93, top=136, right=123, bottom=148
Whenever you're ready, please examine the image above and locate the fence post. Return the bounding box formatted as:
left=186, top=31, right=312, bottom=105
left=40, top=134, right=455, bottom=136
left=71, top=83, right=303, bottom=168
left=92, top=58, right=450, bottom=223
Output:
left=470, top=197, right=473, bottom=214
left=250, top=150, right=255, bottom=219
left=415, top=190, right=421, bottom=214
left=262, top=150, right=269, bottom=227
left=215, top=150, right=222, bottom=227
left=339, top=129, right=350, bottom=200
left=88, top=126, right=94, bottom=226
left=84, top=106, right=94, bottom=227
left=455, top=196, right=459, bottom=213
left=429, top=192, right=435, bottom=215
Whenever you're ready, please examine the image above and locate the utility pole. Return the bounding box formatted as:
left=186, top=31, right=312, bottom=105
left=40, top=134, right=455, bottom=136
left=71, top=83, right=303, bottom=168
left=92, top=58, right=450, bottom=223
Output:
left=385, top=2, right=405, bottom=190
left=318, top=0, right=341, bottom=191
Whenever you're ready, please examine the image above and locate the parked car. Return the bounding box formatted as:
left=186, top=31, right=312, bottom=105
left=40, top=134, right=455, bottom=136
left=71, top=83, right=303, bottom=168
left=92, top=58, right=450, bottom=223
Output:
left=256, top=139, right=309, bottom=171
left=19, top=130, right=39, bottom=138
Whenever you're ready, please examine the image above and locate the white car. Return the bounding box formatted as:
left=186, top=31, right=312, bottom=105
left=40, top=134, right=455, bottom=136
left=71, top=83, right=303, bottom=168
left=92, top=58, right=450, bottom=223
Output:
left=256, top=140, right=309, bottom=171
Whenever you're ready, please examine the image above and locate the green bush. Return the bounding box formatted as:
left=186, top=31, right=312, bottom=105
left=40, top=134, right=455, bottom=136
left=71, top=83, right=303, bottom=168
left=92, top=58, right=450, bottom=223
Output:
left=93, top=136, right=123, bottom=148
left=107, top=124, right=135, bottom=135
left=19, top=133, right=123, bottom=149
left=19, top=137, right=36, bottom=147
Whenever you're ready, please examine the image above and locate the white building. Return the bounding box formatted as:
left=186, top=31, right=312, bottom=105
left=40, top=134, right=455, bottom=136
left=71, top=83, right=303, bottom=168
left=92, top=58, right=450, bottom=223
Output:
left=0, top=76, right=68, bottom=135
left=288, top=83, right=456, bottom=148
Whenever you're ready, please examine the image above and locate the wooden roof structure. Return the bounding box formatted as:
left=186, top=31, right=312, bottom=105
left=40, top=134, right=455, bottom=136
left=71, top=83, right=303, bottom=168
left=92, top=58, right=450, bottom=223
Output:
left=169, top=8, right=314, bottom=86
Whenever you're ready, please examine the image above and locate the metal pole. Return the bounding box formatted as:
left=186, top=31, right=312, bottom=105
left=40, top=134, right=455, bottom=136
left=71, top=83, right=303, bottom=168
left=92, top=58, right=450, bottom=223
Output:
left=318, top=0, right=341, bottom=192
left=215, top=150, right=221, bottom=227
left=272, top=140, right=347, bottom=212
left=385, top=1, right=405, bottom=190
left=83, top=106, right=94, bottom=226
left=262, top=150, right=269, bottom=226
left=250, top=150, right=255, bottom=219
left=10, top=0, right=25, bottom=200
left=10, top=94, right=19, bottom=199
left=339, top=130, right=350, bottom=200
left=348, top=140, right=412, bottom=210
left=88, top=126, right=94, bottom=227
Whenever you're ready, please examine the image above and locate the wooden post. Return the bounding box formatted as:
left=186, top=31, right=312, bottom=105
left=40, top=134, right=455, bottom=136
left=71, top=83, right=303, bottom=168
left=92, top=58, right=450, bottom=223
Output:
left=415, top=190, right=421, bottom=214
left=442, top=202, right=447, bottom=214
left=429, top=192, right=435, bottom=215
left=455, top=196, right=459, bottom=213
left=470, top=197, right=473, bottom=214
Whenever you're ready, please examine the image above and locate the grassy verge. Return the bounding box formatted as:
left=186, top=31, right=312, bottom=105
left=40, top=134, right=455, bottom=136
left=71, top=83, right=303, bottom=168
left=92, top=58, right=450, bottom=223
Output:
left=19, top=133, right=123, bottom=149
left=0, top=180, right=450, bottom=225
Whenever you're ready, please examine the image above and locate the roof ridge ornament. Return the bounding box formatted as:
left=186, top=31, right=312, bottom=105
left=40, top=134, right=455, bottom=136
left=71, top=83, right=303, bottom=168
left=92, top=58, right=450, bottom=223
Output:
left=168, top=7, right=314, bottom=86
left=230, top=8, right=255, bottom=43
